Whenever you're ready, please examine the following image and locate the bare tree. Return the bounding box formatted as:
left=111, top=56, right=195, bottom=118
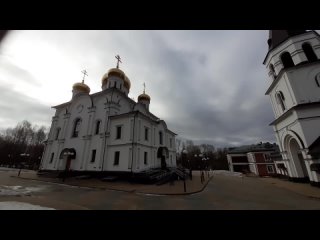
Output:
left=0, top=120, right=48, bottom=169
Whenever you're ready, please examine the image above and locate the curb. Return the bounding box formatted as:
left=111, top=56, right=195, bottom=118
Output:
left=135, top=175, right=214, bottom=196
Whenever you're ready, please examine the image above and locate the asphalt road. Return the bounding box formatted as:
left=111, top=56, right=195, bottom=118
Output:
left=1, top=169, right=320, bottom=210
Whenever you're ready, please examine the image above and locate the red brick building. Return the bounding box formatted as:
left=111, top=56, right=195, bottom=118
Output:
left=227, top=143, right=279, bottom=177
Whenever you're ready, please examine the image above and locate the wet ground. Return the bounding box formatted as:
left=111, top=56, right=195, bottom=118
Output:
left=1, top=168, right=320, bottom=209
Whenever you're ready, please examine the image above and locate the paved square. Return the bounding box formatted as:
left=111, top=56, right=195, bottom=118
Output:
left=1, top=169, right=320, bottom=209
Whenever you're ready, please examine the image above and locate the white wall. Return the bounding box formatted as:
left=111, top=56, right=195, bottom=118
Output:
left=42, top=81, right=177, bottom=173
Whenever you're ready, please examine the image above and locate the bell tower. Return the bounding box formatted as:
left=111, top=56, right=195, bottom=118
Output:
left=263, top=30, right=320, bottom=186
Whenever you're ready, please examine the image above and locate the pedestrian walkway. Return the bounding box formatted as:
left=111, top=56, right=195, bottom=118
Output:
left=260, top=176, right=320, bottom=199
left=13, top=170, right=213, bottom=195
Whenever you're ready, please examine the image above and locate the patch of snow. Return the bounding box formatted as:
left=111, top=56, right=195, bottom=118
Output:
left=0, top=167, right=34, bottom=173
left=0, top=201, right=55, bottom=210
left=213, top=170, right=244, bottom=177
left=0, top=167, right=17, bottom=172
left=0, top=185, right=46, bottom=196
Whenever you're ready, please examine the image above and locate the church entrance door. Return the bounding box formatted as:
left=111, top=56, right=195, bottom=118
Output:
left=289, top=138, right=309, bottom=179
left=65, top=157, right=71, bottom=171
left=157, top=147, right=169, bottom=170
left=161, top=156, right=167, bottom=169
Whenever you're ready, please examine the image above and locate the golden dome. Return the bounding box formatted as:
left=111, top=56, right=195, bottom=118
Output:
left=73, top=82, right=90, bottom=94
left=138, top=93, right=151, bottom=102
left=101, top=68, right=131, bottom=90
left=124, top=75, right=131, bottom=90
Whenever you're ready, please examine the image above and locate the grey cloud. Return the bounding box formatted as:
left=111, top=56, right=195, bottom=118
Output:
left=0, top=30, right=279, bottom=147
left=0, top=83, right=53, bottom=130
left=0, top=55, right=41, bottom=86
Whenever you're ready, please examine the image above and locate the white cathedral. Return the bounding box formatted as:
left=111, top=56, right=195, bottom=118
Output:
left=40, top=57, right=177, bottom=176
left=264, top=30, right=320, bottom=186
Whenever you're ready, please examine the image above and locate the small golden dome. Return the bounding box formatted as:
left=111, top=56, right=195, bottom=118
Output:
left=138, top=93, right=151, bottom=102
left=124, top=75, right=131, bottom=90
left=73, top=82, right=90, bottom=94
left=101, top=68, right=131, bottom=90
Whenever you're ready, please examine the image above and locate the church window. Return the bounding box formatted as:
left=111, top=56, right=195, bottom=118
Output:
left=113, top=81, right=116, bottom=88
left=55, top=127, right=61, bottom=140
left=280, top=52, right=295, bottom=68
left=170, top=138, right=172, bottom=148
left=276, top=91, right=286, bottom=111
left=138, top=120, right=141, bottom=141
left=116, top=126, right=122, bottom=139
left=120, top=83, right=122, bottom=90
left=159, top=131, right=163, bottom=145
left=50, top=153, right=54, bottom=163
left=91, top=150, right=96, bottom=163
left=95, top=120, right=101, bottom=135
left=269, top=64, right=276, bottom=79
left=72, top=118, right=81, bottom=137
left=144, top=152, right=148, bottom=165
left=302, top=43, right=317, bottom=62
left=114, top=151, right=120, bottom=165
left=108, top=82, right=111, bottom=88
left=145, top=127, right=149, bottom=141
left=267, top=165, right=274, bottom=173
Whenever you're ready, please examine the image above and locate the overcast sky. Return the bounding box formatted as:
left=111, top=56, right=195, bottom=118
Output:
left=0, top=30, right=284, bottom=147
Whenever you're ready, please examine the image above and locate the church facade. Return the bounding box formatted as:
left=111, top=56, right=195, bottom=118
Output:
left=264, top=30, right=320, bottom=186
left=40, top=62, right=177, bottom=174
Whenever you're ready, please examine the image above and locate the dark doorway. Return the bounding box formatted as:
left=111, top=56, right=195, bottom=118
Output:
left=161, top=156, right=167, bottom=169
left=157, top=147, right=169, bottom=170
left=65, top=157, right=72, bottom=171
left=59, top=148, right=76, bottom=172
left=289, top=138, right=309, bottom=178
left=233, top=165, right=250, bottom=173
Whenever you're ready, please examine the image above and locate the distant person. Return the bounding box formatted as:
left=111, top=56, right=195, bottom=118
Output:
left=189, top=168, right=192, bottom=180
left=201, top=171, right=205, bottom=183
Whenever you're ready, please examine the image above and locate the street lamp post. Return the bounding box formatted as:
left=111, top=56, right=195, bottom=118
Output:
left=195, top=154, right=204, bottom=183
left=206, top=157, right=210, bottom=177
left=19, top=153, right=30, bottom=176
left=182, top=149, right=188, bottom=192
left=7, top=154, right=11, bottom=168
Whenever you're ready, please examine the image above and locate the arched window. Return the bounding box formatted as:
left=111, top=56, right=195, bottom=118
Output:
left=276, top=91, right=286, bottom=111
left=50, top=153, right=54, bottom=163
left=302, top=43, right=317, bottom=62
left=269, top=64, right=276, bottom=79
left=95, top=120, right=101, bottom=135
left=315, top=73, right=320, bottom=87
left=280, top=52, right=295, bottom=68
left=55, top=127, right=61, bottom=140
left=159, top=131, right=163, bottom=145
left=72, top=118, right=81, bottom=137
